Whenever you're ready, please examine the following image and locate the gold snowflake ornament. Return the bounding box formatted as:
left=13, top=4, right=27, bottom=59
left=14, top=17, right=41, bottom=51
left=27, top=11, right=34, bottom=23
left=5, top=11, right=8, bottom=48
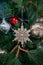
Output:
left=13, top=25, right=31, bottom=47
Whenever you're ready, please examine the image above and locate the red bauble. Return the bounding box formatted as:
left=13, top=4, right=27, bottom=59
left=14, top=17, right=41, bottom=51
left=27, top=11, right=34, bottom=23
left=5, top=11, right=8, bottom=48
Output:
left=10, top=17, right=20, bottom=25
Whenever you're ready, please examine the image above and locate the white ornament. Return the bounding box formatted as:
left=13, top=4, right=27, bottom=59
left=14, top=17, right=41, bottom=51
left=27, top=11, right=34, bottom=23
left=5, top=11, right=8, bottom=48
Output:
left=0, top=49, right=7, bottom=54
left=40, top=18, right=43, bottom=21
left=0, top=18, right=11, bottom=34
left=36, top=17, right=43, bottom=22
left=31, top=23, right=40, bottom=29
left=13, top=24, right=32, bottom=47
left=31, top=23, right=43, bottom=37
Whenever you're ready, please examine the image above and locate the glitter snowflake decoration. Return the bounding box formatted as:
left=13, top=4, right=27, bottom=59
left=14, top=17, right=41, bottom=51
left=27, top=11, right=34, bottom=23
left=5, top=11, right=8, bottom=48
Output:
left=13, top=24, right=31, bottom=47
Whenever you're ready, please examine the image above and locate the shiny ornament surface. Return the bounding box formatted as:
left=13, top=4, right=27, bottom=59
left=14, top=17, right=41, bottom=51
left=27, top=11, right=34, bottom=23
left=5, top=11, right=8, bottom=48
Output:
left=31, top=23, right=43, bottom=37
left=0, top=18, right=11, bottom=34
left=10, top=17, right=20, bottom=25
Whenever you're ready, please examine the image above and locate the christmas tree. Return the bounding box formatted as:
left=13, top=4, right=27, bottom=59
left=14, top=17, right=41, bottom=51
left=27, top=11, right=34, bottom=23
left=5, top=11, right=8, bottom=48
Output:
left=0, top=0, right=43, bottom=65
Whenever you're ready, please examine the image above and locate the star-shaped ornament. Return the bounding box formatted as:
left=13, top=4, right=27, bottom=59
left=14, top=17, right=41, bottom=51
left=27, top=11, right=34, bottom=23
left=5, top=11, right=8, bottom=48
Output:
left=12, top=24, right=32, bottom=47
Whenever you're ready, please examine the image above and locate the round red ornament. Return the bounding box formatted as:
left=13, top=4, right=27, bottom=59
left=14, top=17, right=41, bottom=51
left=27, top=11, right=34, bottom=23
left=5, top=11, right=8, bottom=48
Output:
left=10, top=17, right=20, bottom=25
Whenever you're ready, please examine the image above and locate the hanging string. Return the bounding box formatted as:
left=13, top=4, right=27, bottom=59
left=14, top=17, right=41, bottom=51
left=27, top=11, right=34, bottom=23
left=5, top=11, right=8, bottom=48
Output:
left=20, top=0, right=24, bottom=26
left=36, top=0, right=38, bottom=18
left=21, top=6, right=24, bottom=26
